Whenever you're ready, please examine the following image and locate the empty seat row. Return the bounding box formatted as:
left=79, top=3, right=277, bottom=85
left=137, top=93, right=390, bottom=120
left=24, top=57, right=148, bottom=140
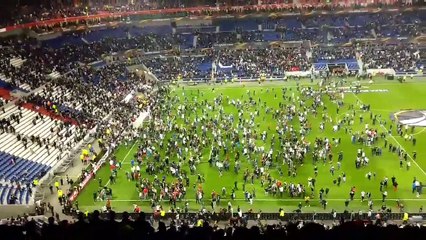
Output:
left=0, top=184, right=31, bottom=205
left=0, top=151, right=50, bottom=182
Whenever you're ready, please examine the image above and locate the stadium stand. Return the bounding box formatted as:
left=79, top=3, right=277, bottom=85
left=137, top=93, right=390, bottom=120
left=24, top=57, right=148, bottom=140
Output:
left=0, top=104, right=84, bottom=180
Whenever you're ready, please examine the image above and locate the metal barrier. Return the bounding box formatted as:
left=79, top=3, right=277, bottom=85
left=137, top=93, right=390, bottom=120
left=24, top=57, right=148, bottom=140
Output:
left=96, top=212, right=426, bottom=222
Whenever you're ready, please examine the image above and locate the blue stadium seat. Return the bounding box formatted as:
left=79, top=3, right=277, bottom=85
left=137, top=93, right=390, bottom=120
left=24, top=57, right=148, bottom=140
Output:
left=215, top=19, right=236, bottom=32
left=42, top=34, right=84, bottom=48
left=19, top=188, right=25, bottom=204
left=346, top=62, right=360, bottom=71
left=84, top=28, right=128, bottom=42
left=0, top=151, right=50, bottom=182
left=139, top=25, right=173, bottom=35
left=278, top=18, right=302, bottom=28
left=177, top=33, right=194, bottom=49
left=0, top=184, right=5, bottom=204
left=26, top=189, right=31, bottom=204
left=235, top=19, right=259, bottom=31
left=6, top=185, right=13, bottom=204
left=263, top=32, right=281, bottom=41
left=314, top=63, right=328, bottom=71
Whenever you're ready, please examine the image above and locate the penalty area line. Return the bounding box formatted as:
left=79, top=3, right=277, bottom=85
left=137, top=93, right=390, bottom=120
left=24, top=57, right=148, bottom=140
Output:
left=351, top=93, right=426, bottom=177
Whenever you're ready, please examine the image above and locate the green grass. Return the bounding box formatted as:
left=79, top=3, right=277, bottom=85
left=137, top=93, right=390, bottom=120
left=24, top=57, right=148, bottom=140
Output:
left=77, top=78, right=426, bottom=213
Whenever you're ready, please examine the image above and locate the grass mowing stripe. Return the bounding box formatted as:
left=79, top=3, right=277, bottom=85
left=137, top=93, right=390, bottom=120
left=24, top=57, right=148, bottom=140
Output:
left=351, top=93, right=426, bottom=177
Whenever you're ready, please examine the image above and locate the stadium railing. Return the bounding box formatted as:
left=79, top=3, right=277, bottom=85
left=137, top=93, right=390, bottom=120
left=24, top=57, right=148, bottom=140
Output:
left=96, top=212, right=426, bottom=222
left=1, top=3, right=420, bottom=33
left=68, top=149, right=110, bottom=202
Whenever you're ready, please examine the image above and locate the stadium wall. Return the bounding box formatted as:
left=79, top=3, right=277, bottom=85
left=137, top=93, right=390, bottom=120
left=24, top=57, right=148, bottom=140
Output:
left=69, top=150, right=111, bottom=202
left=366, top=68, right=396, bottom=76
left=0, top=205, right=35, bottom=219
left=96, top=212, right=425, bottom=223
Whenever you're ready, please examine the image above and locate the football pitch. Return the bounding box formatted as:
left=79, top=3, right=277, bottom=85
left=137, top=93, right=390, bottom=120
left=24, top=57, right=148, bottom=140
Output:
left=77, top=77, right=426, bottom=213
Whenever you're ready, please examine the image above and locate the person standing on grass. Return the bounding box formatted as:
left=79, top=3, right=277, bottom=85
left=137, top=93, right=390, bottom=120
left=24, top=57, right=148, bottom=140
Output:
left=349, top=190, right=355, bottom=201
left=330, top=165, right=335, bottom=176
left=394, top=183, right=403, bottom=197
left=361, top=191, right=365, bottom=202
left=414, top=179, right=421, bottom=197
left=367, top=172, right=372, bottom=181
left=383, top=177, right=388, bottom=188
left=412, top=180, right=417, bottom=194
left=109, top=174, right=115, bottom=184
left=368, top=200, right=373, bottom=210
left=322, top=199, right=327, bottom=210
left=382, top=191, right=388, bottom=202
left=106, top=199, right=111, bottom=211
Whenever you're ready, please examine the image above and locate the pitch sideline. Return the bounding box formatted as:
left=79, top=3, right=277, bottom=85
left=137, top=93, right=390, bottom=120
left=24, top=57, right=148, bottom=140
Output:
left=104, top=141, right=138, bottom=187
